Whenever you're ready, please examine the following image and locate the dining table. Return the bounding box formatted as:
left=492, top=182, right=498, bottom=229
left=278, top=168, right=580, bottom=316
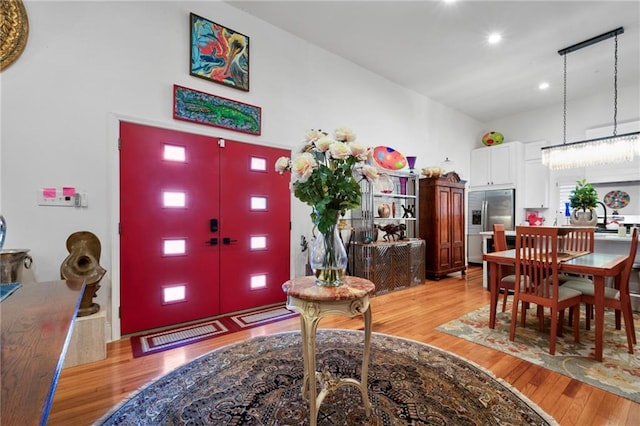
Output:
left=484, top=247, right=628, bottom=362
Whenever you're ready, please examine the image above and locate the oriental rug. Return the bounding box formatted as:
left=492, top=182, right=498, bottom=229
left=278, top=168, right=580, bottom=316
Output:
left=437, top=304, right=640, bottom=403
left=97, top=329, right=557, bottom=425
left=130, top=304, right=298, bottom=358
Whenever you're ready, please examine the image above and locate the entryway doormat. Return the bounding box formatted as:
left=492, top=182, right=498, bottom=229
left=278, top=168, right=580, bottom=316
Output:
left=130, top=304, right=297, bottom=358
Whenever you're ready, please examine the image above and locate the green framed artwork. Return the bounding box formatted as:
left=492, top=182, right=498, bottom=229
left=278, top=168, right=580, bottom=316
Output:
left=173, top=85, right=261, bottom=136
left=190, top=13, right=249, bottom=92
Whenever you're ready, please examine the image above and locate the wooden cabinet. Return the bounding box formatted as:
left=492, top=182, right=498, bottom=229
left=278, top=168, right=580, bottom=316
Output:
left=469, top=142, right=521, bottom=189
left=419, top=173, right=466, bottom=279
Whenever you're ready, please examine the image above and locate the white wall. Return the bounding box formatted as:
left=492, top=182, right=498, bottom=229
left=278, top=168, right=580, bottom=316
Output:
left=484, top=83, right=640, bottom=146
left=0, top=1, right=482, bottom=339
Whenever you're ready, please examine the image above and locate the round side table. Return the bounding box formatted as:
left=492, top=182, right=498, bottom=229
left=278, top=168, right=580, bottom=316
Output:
left=281, top=275, right=375, bottom=426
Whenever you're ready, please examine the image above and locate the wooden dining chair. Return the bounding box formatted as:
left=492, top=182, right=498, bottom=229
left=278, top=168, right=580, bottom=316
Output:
left=562, top=227, right=638, bottom=353
left=560, top=227, right=595, bottom=252
left=558, top=227, right=595, bottom=284
left=493, top=224, right=517, bottom=312
left=509, top=226, right=583, bottom=355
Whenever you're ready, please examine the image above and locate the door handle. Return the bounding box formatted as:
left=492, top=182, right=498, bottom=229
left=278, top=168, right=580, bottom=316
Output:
left=223, top=237, right=238, bottom=245
left=210, top=218, right=218, bottom=233
left=206, top=238, right=218, bottom=246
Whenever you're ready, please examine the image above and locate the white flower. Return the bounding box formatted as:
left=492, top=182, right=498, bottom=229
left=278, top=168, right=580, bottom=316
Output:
left=305, top=129, right=326, bottom=144
left=275, top=156, right=290, bottom=174
left=349, top=142, right=368, bottom=160
left=291, top=152, right=317, bottom=183
left=335, top=127, right=356, bottom=142
left=329, top=141, right=350, bottom=160
left=315, top=136, right=334, bottom=152
left=361, top=165, right=379, bottom=182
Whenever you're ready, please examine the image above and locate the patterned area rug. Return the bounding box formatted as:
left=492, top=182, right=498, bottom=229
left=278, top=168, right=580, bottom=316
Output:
left=97, top=329, right=557, bottom=425
left=437, top=304, right=640, bottom=403
left=130, top=304, right=298, bottom=357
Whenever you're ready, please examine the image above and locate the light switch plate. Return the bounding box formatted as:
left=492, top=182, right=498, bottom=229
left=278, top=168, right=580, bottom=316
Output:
left=37, top=190, right=76, bottom=207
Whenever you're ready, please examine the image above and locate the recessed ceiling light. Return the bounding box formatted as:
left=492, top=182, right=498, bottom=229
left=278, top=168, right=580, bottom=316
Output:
left=488, top=33, right=502, bottom=44
left=539, top=82, right=550, bottom=90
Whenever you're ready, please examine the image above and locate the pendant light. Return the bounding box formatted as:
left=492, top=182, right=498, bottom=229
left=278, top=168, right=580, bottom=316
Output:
left=541, top=27, right=640, bottom=170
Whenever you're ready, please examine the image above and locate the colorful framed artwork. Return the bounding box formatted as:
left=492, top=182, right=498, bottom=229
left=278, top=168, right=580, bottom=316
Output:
left=190, top=13, right=249, bottom=92
left=173, top=85, right=262, bottom=136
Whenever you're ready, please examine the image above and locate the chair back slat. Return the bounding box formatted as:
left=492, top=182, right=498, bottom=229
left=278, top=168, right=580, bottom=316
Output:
left=493, top=224, right=508, bottom=252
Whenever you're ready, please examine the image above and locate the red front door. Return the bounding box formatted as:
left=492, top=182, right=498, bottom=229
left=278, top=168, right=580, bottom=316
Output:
left=119, top=122, right=290, bottom=334
left=218, top=140, right=292, bottom=313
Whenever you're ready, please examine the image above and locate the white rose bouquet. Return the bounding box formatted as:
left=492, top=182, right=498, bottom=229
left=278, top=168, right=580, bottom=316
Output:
left=275, top=127, right=378, bottom=233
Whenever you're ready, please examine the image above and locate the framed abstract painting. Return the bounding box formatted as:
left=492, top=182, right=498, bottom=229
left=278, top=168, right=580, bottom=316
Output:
left=173, top=85, right=261, bottom=136
left=190, top=13, right=250, bottom=92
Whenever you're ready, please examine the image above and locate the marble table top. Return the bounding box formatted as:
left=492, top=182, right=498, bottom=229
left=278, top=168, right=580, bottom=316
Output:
left=282, top=276, right=375, bottom=302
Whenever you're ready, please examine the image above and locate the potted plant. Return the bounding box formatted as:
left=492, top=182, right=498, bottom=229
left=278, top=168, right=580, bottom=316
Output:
left=568, top=179, right=598, bottom=226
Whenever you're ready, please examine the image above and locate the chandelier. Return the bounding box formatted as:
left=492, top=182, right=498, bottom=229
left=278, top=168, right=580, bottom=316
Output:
left=541, top=27, right=640, bottom=170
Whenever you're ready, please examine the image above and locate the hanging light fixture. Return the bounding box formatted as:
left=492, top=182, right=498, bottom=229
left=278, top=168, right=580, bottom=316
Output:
left=541, top=27, right=640, bottom=170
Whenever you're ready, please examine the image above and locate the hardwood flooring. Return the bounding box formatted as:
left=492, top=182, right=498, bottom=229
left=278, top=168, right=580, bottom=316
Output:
left=49, top=266, right=640, bottom=425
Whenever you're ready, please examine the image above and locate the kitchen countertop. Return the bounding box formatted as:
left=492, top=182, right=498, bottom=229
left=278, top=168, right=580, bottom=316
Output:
left=479, top=229, right=638, bottom=241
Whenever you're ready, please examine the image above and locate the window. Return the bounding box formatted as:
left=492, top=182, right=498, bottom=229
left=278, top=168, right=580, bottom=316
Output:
left=163, top=239, right=186, bottom=255
left=250, top=274, right=267, bottom=289
left=163, top=144, right=186, bottom=162
left=163, top=285, right=186, bottom=304
left=163, top=191, right=186, bottom=208
left=250, top=157, right=267, bottom=171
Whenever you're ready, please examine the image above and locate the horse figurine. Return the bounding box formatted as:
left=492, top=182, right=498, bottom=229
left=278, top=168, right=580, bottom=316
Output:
left=376, top=223, right=407, bottom=241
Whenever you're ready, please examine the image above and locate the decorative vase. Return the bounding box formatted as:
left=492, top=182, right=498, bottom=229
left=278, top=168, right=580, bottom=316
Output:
left=309, top=220, right=347, bottom=287
left=399, top=176, right=408, bottom=195
left=378, top=203, right=391, bottom=218
left=406, top=156, right=417, bottom=173
left=569, top=208, right=598, bottom=226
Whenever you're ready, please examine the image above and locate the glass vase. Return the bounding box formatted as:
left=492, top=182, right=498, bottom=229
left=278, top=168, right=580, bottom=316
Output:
left=310, top=221, right=347, bottom=287
left=0, top=214, right=6, bottom=251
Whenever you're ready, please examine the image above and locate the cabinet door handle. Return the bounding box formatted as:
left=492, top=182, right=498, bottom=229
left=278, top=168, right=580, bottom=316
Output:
left=206, top=238, right=218, bottom=246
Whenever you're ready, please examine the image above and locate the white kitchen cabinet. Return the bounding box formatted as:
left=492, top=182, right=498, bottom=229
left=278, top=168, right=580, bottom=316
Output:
left=523, top=141, right=550, bottom=209
left=523, top=159, right=549, bottom=208
left=469, top=142, right=522, bottom=189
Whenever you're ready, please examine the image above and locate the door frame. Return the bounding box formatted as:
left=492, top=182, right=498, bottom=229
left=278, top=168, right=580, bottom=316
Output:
left=107, top=113, right=293, bottom=341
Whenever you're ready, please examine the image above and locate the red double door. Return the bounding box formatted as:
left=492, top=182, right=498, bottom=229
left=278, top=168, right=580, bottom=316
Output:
left=119, top=122, right=291, bottom=335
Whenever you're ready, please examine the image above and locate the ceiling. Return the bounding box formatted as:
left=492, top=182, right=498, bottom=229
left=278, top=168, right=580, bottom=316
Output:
left=227, top=1, right=640, bottom=123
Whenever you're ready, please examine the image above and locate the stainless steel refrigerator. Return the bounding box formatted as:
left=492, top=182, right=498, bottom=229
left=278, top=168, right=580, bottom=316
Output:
left=467, top=189, right=516, bottom=263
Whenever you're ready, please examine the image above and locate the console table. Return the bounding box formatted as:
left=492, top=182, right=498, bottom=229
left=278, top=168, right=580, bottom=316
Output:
left=1, top=279, right=84, bottom=425
left=281, top=276, right=375, bottom=426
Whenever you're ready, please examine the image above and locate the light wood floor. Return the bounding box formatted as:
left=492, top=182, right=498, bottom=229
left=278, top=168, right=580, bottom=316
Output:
left=49, top=266, right=639, bottom=425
